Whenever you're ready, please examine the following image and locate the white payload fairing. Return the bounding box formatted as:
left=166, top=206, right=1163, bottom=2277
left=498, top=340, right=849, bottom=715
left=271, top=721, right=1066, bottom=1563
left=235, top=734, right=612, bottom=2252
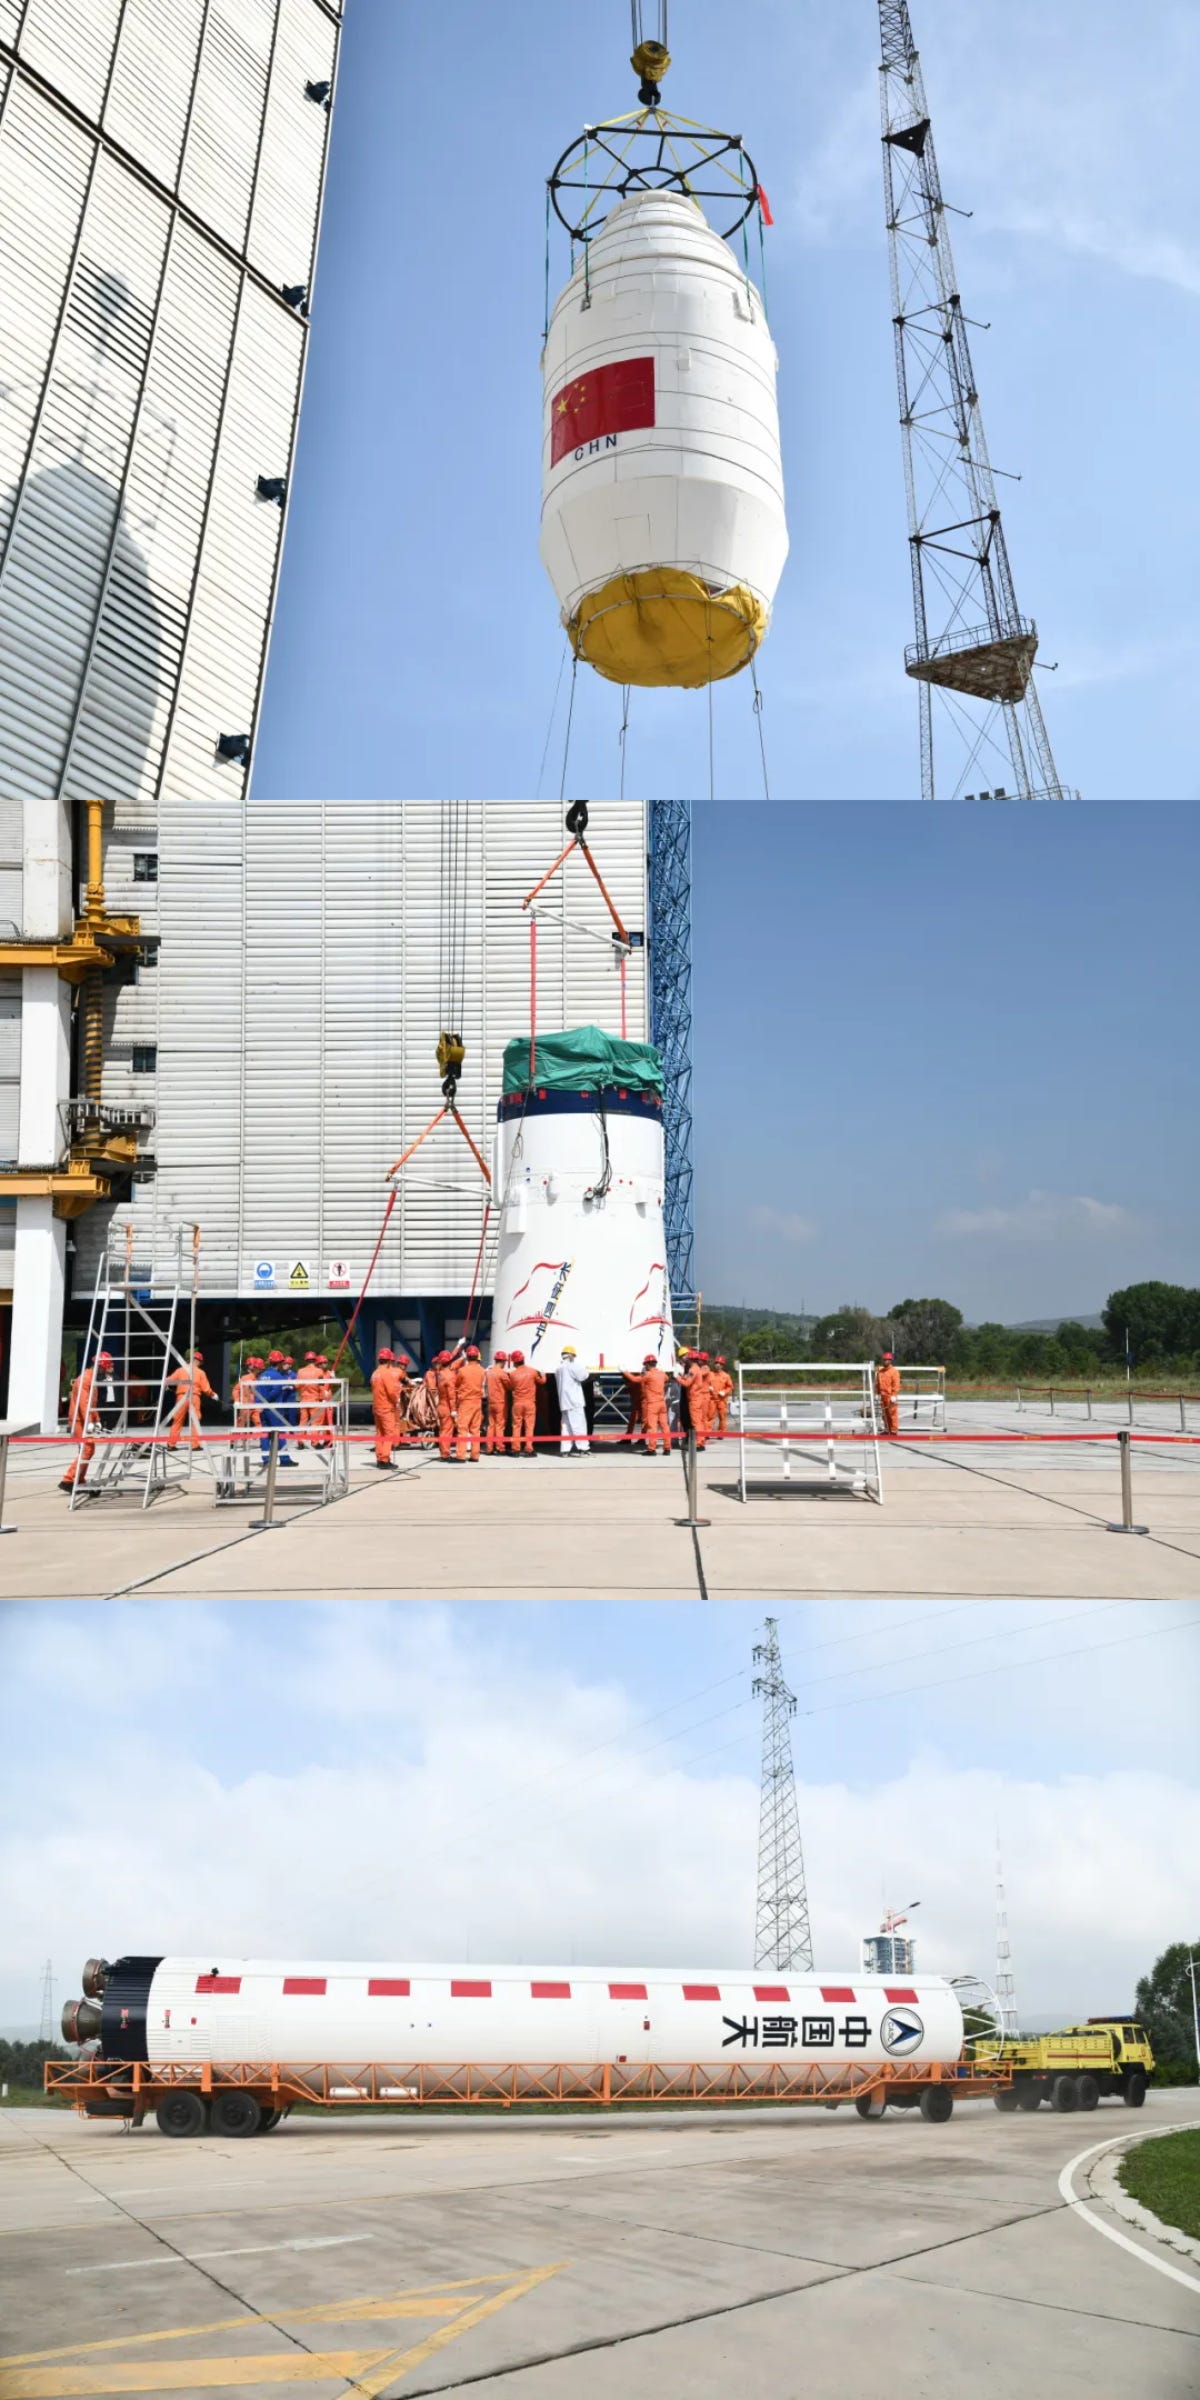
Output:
left=488, top=1027, right=674, bottom=1374
left=540, top=188, right=788, bottom=690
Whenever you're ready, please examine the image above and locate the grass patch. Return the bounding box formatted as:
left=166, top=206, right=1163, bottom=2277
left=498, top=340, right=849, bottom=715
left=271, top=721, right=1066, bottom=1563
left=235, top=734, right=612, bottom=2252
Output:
left=1118, top=2129, right=1200, bottom=2241
left=0, top=2087, right=68, bottom=2109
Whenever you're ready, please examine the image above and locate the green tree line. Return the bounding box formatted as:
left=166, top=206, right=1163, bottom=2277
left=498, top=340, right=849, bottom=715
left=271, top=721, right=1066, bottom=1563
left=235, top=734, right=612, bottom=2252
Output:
left=701, top=1282, right=1200, bottom=1384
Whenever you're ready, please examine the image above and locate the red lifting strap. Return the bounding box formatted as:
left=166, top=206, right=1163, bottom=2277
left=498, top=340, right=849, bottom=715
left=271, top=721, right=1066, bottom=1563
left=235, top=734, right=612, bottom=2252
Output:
left=522, top=832, right=630, bottom=945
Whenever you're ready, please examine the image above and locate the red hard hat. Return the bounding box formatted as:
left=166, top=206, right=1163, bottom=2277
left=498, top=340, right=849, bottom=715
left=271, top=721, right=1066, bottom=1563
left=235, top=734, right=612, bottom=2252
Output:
left=97, top=1350, right=113, bottom=1366
left=643, top=1353, right=656, bottom=1365
left=317, top=1354, right=328, bottom=1365
left=494, top=1350, right=508, bottom=1362
left=716, top=1354, right=727, bottom=1364
left=268, top=1351, right=284, bottom=1363
left=510, top=1349, right=525, bottom=1365
left=396, top=1353, right=410, bottom=1367
left=699, top=1351, right=710, bottom=1361
left=305, top=1351, right=316, bottom=1361
left=883, top=1351, right=894, bottom=1361
left=467, top=1345, right=480, bottom=1358
left=193, top=1349, right=203, bottom=1361
left=378, top=1348, right=395, bottom=1361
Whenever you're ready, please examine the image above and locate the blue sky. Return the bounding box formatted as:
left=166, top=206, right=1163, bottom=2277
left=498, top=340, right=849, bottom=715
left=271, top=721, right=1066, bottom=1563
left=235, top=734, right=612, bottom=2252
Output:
left=253, top=0, right=1199, bottom=800
left=2, top=1598, right=1195, bottom=2030
left=688, top=802, right=1196, bottom=1318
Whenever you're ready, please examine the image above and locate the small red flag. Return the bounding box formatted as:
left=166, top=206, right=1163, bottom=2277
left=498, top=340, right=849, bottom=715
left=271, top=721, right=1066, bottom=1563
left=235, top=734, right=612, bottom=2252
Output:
left=549, top=355, right=655, bottom=467
left=757, top=184, right=774, bottom=226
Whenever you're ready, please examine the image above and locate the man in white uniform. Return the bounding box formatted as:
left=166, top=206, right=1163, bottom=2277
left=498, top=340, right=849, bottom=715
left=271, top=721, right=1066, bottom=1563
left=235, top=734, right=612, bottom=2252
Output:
left=556, top=1346, right=590, bottom=1456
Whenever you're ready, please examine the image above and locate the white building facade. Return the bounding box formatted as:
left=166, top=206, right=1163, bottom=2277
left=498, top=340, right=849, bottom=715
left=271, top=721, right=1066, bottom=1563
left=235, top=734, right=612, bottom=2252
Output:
left=0, top=0, right=341, bottom=1423
left=72, top=799, right=650, bottom=1334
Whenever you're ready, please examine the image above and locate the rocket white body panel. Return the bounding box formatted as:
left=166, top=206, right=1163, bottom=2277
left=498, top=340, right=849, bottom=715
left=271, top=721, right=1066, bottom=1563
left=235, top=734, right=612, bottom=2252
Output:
left=488, top=1096, right=673, bottom=1372
left=142, top=1959, right=964, bottom=2080
left=540, top=192, right=788, bottom=624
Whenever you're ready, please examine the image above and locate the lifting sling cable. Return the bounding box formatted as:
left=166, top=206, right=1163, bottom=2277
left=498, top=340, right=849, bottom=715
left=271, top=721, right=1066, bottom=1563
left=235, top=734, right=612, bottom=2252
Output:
left=331, top=1187, right=398, bottom=1377
left=522, top=801, right=631, bottom=944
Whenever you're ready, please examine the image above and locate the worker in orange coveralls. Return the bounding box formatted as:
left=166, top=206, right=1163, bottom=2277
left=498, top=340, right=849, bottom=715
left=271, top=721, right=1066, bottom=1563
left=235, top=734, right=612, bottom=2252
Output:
left=59, top=1350, right=114, bottom=1490
left=166, top=1351, right=213, bottom=1450
left=506, top=1351, right=545, bottom=1455
left=637, top=1353, right=673, bottom=1456
left=370, top=1348, right=404, bottom=1470
left=710, top=1356, right=734, bottom=1437
left=680, top=1351, right=715, bottom=1449
left=313, top=1353, right=334, bottom=1448
left=876, top=1350, right=901, bottom=1435
left=485, top=1351, right=511, bottom=1452
left=232, top=1356, right=263, bottom=1440
left=296, top=1352, right=324, bottom=1445
left=455, top=1345, right=486, bottom=1461
left=623, top=1367, right=644, bottom=1449
left=435, top=1350, right=460, bottom=1460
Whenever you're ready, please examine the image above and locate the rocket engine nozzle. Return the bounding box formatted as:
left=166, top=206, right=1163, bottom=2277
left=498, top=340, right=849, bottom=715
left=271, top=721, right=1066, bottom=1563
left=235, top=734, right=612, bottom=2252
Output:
left=62, top=1998, right=102, bottom=2045
left=81, top=1957, right=110, bottom=1998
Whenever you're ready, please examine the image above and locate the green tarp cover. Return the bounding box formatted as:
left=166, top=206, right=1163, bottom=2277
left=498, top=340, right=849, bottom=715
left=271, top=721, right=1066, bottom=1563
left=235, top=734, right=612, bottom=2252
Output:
left=502, top=1026, right=664, bottom=1096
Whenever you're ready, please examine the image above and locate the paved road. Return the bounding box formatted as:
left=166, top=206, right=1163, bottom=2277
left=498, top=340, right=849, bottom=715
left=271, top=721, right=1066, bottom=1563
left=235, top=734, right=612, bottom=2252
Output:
left=2, top=2093, right=1198, bottom=2395
left=4, top=1400, right=1200, bottom=1599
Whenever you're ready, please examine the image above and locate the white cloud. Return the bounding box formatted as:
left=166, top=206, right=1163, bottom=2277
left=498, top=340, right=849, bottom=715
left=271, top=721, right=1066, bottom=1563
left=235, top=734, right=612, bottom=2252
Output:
left=749, top=1203, right=818, bottom=1245
left=937, top=1191, right=1136, bottom=1242
left=1, top=1605, right=1195, bottom=2031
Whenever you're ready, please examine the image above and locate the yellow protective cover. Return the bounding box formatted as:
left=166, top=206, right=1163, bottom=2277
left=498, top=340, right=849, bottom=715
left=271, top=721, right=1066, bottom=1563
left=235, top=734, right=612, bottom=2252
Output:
left=568, top=568, right=767, bottom=688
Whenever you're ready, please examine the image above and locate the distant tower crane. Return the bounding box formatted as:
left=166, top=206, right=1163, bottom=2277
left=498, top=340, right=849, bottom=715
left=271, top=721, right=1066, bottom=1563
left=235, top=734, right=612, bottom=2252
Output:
left=38, top=1959, right=55, bottom=2045
left=994, top=1832, right=1019, bottom=2036
left=878, top=0, right=1077, bottom=801
left=752, top=1618, right=813, bottom=1971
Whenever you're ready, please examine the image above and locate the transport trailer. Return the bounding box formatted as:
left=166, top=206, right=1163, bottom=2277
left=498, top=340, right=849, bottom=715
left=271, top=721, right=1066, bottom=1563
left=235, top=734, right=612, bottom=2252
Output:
left=50, top=1953, right=1005, bottom=2136
left=987, top=2018, right=1155, bottom=2114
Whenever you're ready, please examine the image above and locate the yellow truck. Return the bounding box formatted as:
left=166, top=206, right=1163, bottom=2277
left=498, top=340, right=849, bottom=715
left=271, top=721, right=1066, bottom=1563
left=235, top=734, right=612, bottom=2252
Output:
left=988, top=2017, right=1154, bottom=2113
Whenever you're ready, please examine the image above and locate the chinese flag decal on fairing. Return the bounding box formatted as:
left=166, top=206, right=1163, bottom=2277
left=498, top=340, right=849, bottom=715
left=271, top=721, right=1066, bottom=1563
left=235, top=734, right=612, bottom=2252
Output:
left=550, top=357, right=655, bottom=466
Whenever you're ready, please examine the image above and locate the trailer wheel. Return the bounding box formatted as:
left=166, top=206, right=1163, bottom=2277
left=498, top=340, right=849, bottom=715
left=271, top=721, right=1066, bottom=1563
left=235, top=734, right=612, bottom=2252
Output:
left=1050, top=2075, right=1078, bottom=2113
left=156, top=2091, right=208, bottom=2139
left=992, top=2089, right=1020, bottom=2112
left=1076, top=2074, right=1099, bottom=2112
left=919, top=2087, right=953, bottom=2123
left=210, top=2090, right=263, bottom=2138
left=1123, top=2069, right=1147, bottom=2108
left=854, top=2093, right=887, bottom=2118
left=1016, top=2087, right=1042, bottom=2110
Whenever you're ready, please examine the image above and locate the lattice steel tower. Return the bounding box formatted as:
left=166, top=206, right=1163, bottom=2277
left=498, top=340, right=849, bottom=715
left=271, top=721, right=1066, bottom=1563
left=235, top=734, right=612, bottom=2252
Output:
left=37, top=1960, right=55, bottom=2045
left=648, top=800, right=695, bottom=1307
left=752, top=1618, right=813, bottom=1971
left=879, top=1, right=1075, bottom=801
left=994, top=1833, right=1019, bottom=2036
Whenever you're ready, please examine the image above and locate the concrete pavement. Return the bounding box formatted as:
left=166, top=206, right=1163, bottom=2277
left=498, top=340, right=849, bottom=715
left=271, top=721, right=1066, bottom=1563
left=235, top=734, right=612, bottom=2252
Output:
left=1, top=1401, right=1198, bottom=1599
left=3, top=2090, right=1198, bottom=2395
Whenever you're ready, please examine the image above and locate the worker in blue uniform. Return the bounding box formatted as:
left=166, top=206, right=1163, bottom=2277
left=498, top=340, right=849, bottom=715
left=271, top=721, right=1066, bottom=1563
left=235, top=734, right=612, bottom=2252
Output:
left=256, top=1350, right=296, bottom=1467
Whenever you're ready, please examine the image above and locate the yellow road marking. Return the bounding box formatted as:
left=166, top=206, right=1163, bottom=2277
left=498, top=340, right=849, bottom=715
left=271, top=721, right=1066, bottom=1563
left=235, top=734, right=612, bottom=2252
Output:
left=0, top=2264, right=566, bottom=2397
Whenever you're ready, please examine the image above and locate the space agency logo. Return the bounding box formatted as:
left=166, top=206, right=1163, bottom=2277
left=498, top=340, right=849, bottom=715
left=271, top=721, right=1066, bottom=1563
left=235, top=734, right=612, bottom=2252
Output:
left=880, top=2005, right=924, bottom=2056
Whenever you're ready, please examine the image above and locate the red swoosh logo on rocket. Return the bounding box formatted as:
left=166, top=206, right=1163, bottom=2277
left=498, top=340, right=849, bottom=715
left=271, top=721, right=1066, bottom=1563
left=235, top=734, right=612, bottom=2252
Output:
left=629, top=1264, right=667, bottom=1328
left=510, top=1261, right=570, bottom=1311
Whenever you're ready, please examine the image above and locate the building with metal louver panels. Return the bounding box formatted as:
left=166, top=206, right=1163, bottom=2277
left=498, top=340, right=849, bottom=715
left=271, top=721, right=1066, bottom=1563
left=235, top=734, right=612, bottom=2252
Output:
left=62, top=801, right=654, bottom=1381
left=0, top=0, right=341, bottom=1425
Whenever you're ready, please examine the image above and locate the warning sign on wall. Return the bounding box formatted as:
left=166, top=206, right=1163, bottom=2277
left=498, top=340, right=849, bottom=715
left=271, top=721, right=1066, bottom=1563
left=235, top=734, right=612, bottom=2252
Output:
left=327, top=1261, right=352, bottom=1289
left=288, top=1259, right=311, bottom=1291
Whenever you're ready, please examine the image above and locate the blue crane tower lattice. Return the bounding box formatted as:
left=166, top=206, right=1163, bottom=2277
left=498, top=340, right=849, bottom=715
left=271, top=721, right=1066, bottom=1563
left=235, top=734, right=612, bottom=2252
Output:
left=648, top=800, right=695, bottom=1316
left=879, top=0, right=1076, bottom=801
left=752, top=1618, right=814, bottom=1973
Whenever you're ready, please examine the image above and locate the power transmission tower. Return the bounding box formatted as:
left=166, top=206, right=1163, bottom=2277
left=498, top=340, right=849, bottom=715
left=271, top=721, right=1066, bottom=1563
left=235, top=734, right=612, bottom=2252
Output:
left=752, top=1618, right=813, bottom=1971
left=994, top=1833, right=1019, bottom=2036
left=878, top=0, right=1077, bottom=801
left=37, top=1959, right=55, bottom=2044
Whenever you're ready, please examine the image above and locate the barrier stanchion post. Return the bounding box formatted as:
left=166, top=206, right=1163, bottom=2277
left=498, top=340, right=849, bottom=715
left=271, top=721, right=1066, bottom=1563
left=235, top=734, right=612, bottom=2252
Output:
left=1127, top=1390, right=1134, bottom=1427
left=674, top=1428, right=711, bottom=1530
left=1106, top=1430, right=1148, bottom=1536
left=1015, top=1386, right=1022, bottom=1412
left=1086, top=1389, right=1092, bottom=1420
left=1181, top=1396, right=1188, bottom=1435
left=1049, top=1388, right=1055, bottom=1416
left=250, top=1432, right=286, bottom=1531
left=0, top=1431, right=16, bottom=1534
